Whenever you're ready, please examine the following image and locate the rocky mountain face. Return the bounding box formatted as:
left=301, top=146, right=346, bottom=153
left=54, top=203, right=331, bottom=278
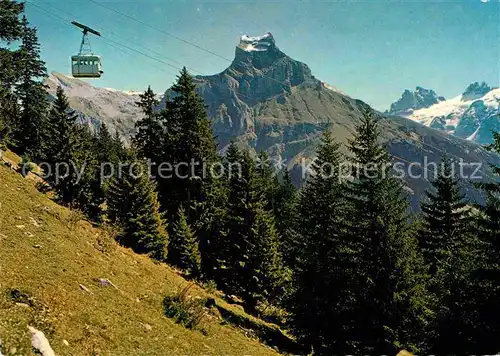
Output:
left=45, top=35, right=500, bottom=209
left=461, top=81, right=492, bottom=102
left=387, top=86, right=445, bottom=117
left=161, top=33, right=383, bottom=164
left=388, top=82, right=499, bottom=145
left=45, top=72, right=147, bottom=142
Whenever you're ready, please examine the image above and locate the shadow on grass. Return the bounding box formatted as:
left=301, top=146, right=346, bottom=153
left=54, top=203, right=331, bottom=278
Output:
left=215, top=303, right=307, bottom=355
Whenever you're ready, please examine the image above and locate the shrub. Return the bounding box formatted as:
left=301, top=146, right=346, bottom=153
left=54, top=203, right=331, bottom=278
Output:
left=203, top=280, right=217, bottom=295
left=95, top=224, right=118, bottom=254
left=163, top=284, right=208, bottom=331
left=257, top=302, right=289, bottom=327
left=20, top=155, right=36, bottom=176
left=66, top=209, right=84, bottom=230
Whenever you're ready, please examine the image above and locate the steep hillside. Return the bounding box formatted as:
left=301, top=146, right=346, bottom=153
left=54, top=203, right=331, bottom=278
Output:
left=0, top=152, right=291, bottom=356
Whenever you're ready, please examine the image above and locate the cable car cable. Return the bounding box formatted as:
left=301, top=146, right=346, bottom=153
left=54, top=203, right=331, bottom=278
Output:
left=87, top=0, right=298, bottom=90
left=88, top=0, right=232, bottom=62
left=38, top=0, right=201, bottom=74
left=99, top=38, right=173, bottom=74
left=33, top=0, right=322, bottom=103
left=26, top=1, right=183, bottom=75
left=29, top=1, right=268, bottom=102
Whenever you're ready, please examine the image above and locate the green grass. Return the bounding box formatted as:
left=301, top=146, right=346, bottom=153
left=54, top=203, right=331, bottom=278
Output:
left=0, top=152, right=286, bottom=356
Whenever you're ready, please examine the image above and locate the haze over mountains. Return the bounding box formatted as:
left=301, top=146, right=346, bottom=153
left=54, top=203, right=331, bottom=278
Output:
left=387, top=82, right=500, bottom=145
left=44, top=33, right=500, bottom=208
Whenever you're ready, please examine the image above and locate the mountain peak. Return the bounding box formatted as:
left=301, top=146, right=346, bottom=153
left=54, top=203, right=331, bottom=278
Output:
left=210, top=31, right=315, bottom=103
left=238, top=32, right=275, bottom=52
left=232, top=32, right=289, bottom=71
left=462, top=81, right=492, bottom=101
left=387, top=86, right=445, bottom=116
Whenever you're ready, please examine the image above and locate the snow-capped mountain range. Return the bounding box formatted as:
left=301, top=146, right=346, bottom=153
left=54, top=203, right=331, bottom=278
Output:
left=387, top=82, right=499, bottom=145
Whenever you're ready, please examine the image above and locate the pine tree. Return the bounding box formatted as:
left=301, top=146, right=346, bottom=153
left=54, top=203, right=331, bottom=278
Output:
left=76, top=129, right=105, bottom=220
left=0, top=0, right=24, bottom=91
left=346, top=109, right=429, bottom=354
left=112, top=130, right=128, bottom=162
left=221, top=142, right=289, bottom=313
left=169, top=206, right=201, bottom=277
left=97, top=123, right=114, bottom=161
left=133, top=85, right=163, bottom=163
left=0, top=92, right=19, bottom=148
left=96, top=123, right=121, bottom=190
left=420, top=155, right=479, bottom=353
left=106, top=159, right=134, bottom=226
left=45, top=86, right=81, bottom=203
left=45, top=86, right=78, bottom=163
left=157, top=68, right=223, bottom=280
left=468, top=131, right=500, bottom=354
left=44, top=87, right=103, bottom=219
left=158, top=67, right=219, bottom=219
left=191, top=175, right=227, bottom=281
left=420, top=156, right=472, bottom=273
left=273, top=169, right=298, bottom=267
left=13, top=16, right=49, bottom=160
left=255, top=150, right=278, bottom=210
left=289, top=131, right=354, bottom=353
left=107, top=160, right=168, bottom=261
left=477, top=131, right=500, bottom=267
left=0, top=0, right=25, bottom=42
left=0, top=1, right=25, bottom=148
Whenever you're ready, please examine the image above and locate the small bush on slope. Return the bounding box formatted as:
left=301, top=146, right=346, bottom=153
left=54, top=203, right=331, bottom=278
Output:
left=163, top=284, right=208, bottom=331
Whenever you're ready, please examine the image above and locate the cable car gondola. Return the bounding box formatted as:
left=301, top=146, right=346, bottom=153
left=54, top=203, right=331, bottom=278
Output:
left=71, top=21, right=103, bottom=78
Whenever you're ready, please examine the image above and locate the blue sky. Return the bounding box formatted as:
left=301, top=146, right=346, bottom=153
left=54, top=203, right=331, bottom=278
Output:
left=26, top=0, right=499, bottom=110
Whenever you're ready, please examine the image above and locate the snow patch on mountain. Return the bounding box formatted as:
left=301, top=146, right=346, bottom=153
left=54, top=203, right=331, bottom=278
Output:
left=466, top=126, right=481, bottom=141
left=321, top=81, right=348, bottom=96
left=408, top=88, right=499, bottom=126
left=408, top=95, right=467, bottom=126
left=238, top=33, right=275, bottom=52
left=103, top=87, right=143, bottom=96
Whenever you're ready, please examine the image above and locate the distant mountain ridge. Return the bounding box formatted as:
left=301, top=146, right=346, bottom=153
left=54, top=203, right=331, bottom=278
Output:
left=387, top=86, right=445, bottom=117
left=462, top=82, right=492, bottom=102
left=387, top=82, right=499, bottom=145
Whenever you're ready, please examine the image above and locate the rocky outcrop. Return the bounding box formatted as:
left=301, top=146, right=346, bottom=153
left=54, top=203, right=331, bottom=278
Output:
left=474, top=112, right=500, bottom=145
left=430, top=116, right=447, bottom=131
left=387, top=87, right=445, bottom=116
left=163, top=32, right=319, bottom=149
left=28, top=326, right=55, bottom=356
left=454, top=100, right=488, bottom=139
left=462, top=81, right=492, bottom=102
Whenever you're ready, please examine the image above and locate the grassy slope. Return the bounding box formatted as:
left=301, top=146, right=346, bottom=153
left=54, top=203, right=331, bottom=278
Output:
left=0, top=152, right=282, bottom=356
